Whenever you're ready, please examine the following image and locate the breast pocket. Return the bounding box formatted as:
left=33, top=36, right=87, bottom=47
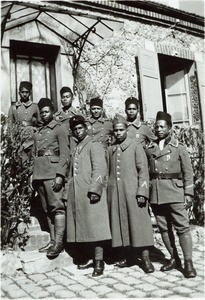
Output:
left=49, top=156, right=59, bottom=163
left=172, top=179, right=184, bottom=188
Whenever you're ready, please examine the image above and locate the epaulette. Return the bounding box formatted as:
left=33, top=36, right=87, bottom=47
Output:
left=168, top=139, right=179, bottom=148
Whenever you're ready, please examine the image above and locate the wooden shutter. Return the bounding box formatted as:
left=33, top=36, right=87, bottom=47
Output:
left=138, top=49, right=163, bottom=122
left=195, top=60, right=205, bottom=130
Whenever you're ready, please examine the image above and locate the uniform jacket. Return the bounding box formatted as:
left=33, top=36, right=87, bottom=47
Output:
left=127, top=120, right=156, bottom=147
left=146, top=136, right=194, bottom=205
left=107, top=137, right=154, bottom=248
left=66, top=136, right=111, bottom=242
left=54, top=106, right=78, bottom=134
left=32, top=120, right=69, bottom=180
left=86, top=116, right=113, bottom=148
left=8, top=101, right=42, bottom=149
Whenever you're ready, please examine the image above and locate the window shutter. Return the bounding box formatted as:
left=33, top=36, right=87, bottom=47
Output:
left=138, top=49, right=163, bottom=122
left=195, top=60, right=205, bottom=129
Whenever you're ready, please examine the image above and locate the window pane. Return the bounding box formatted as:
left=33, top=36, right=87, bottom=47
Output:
left=167, top=94, right=189, bottom=121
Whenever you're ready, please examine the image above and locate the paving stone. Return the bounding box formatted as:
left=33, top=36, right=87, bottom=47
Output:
left=46, top=271, right=61, bottom=277
left=78, top=290, right=98, bottom=298
left=54, top=290, right=77, bottom=298
left=148, top=271, right=167, bottom=278
left=138, top=283, right=158, bottom=292
left=7, top=289, right=29, bottom=299
left=28, top=274, right=47, bottom=282
left=155, top=281, right=176, bottom=288
left=1, top=283, right=20, bottom=292
left=22, top=283, right=43, bottom=293
left=67, top=284, right=85, bottom=292
left=120, top=276, right=140, bottom=285
left=79, top=278, right=98, bottom=287
left=105, top=292, right=129, bottom=298
left=112, top=283, right=134, bottom=292
left=179, top=279, right=200, bottom=287
left=190, top=292, right=205, bottom=297
left=110, top=272, right=130, bottom=280
left=46, top=284, right=64, bottom=293
left=126, top=290, right=147, bottom=297
left=40, top=279, right=56, bottom=287
left=172, top=286, right=194, bottom=295
left=29, top=290, right=50, bottom=298
left=91, top=285, right=113, bottom=295
left=163, top=274, right=182, bottom=282
left=53, top=274, right=77, bottom=286
left=98, top=277, right=118, bottom=285
left=152, top=289, right=174, bottom=297
left=143, top=275, right=160, bottom=284
left=195, top=285, right=205, bottom=293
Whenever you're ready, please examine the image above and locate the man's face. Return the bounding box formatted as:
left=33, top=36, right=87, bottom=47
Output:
left=90, top=105, right=103, bottom=119
left=155, top=120, right=171, bottom=140
left=61, top=92, right=73, bottom=108
left=40, top=106, right=53, bottom=124
left=73, top=124, right=87, bottom=141
left=125, top=104, right=138, bottom=120
left=19, top=87, right=31, bottom=102
left=113, top=123, right=127, bottom=143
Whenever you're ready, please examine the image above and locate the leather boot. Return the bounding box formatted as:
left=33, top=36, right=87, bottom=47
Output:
left=115, top=258, right=128, bottom=268
left=92, top=260, right=104, bottom=277
left=160, top=258, right=182, bottom=271
left=47, top=213, right=65, bottom=258
left=39, top=216, right=55, bottom=253
left=184, top=260, right=197, bottom=278
left=141, top=256, right=155, bottom=273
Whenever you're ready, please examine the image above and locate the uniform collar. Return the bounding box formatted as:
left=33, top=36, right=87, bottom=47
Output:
left=112, top=137, right=132, bottom=153
left=88, top=116, right=105, bottom=124
left=40, top=119, right=59, bottom=130
left=75, top=135, right=92, bottom=154
left=127, top=118, right=141, bottom=129
left=55, top=106, right=76, bottom=115
left=18, top=100, right=33, bottom=108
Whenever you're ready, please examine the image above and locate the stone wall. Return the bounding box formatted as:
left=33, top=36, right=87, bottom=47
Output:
left=73, top=20, right=204, bottom=119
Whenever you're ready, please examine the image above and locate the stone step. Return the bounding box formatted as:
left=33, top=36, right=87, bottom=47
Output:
left=24, top=230, right=50, bottom=251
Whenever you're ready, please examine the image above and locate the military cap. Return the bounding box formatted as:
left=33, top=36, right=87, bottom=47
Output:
left=90, top=97, right=103, bottom=107
left=69, top=115, right=85, bottom=130
left=125, top=97, right=140, bottom=109
left=19, top=81, right=32, bottom=92
left=112, top=114, right=128, bottom=126
left=38, top=98, right=54, bottom=111
left=156, top=111, right=172, bottom=126
left=60, top=86, right=73, bottom=97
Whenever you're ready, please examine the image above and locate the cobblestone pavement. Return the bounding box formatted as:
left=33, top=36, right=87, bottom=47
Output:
left=1, top=228, right=205, bottom=299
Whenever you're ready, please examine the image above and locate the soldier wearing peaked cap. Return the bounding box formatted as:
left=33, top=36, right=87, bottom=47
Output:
left=86, top=97, right=113, bottom=149
left=31, top=98, right=70, bottom=258
left=125, top=97, right=156, bottom=147
left=107, top=114, right=155, bottom=273
left=7, top=81, right=42, bottom=161
left=145, top=111, right=196, bottom=278
left=66, top=115, right=111, bottom=277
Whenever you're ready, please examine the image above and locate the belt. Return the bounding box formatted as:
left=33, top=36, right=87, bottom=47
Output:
left=36, top=149, right=59, bottom=157
left=150, top=173, right=181, bottom=180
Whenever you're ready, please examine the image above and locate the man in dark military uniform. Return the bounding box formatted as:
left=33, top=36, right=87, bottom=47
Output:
left=86, top=97, right=112, bottom=149
left=146, top=111, right=196, bottom=278
left=125, top=97, right=156, bottom=148
left=54, top=86, right=78, bottom=134
left=66, top=115, right=111, bottom=277
left=8, top=81, right=42, bottom=159
left=31, top=98, right=69, bottom=258
left=107, top=114, right=154, bottom=273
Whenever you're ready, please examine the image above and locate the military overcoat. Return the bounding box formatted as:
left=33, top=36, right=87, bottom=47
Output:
left=127, top=120, right=156, bottom=147
left=54, top=106, right=78, bottom=134
left=32, top=120, right=69, bottom=181
left=107, top=137, right=154, bottom=248
left=86, top=116, right=113, bottom=148
left=66, top=136, right=111, bottom=243
left=145, top=137, right=194, bottom=205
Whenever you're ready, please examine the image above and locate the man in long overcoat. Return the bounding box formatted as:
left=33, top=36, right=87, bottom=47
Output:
left=66, top=115, right=111, bottom=277
left=145, top=111, right=196, bottom=278
left=31, top=98, right=69, bottom=258
left=107, top=114, right=154, bottom=273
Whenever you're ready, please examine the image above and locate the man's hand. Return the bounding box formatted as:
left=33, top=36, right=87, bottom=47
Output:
left=137, top=196, right=146, bottom=207
left=52, top=176, right=63, bottom=192
left=184, top=195, right=193, bottom=209
left=88, top=193, right=100, bottom=203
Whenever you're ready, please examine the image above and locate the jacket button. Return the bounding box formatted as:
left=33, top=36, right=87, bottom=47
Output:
left=155, top=168, right=158, bottom=171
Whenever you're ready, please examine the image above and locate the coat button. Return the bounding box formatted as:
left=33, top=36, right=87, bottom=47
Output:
left=155, top=168, right=158, bottom=171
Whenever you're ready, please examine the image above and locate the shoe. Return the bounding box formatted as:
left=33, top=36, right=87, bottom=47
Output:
left=77, top=260, right=90, bottom=269
left=39, top=241, right=54, bottom=253
left=114, top=258, right=128, bottom=268
left=160, top=258, right=182, bottom=272
left=141, top=257, right=155, bottom=273
left=47, top=243, right=64, bottom=257
left=92, top=260, right=104, bottom=277
left=184, top=260, right=197, bottom=278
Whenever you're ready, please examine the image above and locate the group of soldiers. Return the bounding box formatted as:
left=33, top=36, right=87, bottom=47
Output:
left=7, top=81, right=197, bottom=279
